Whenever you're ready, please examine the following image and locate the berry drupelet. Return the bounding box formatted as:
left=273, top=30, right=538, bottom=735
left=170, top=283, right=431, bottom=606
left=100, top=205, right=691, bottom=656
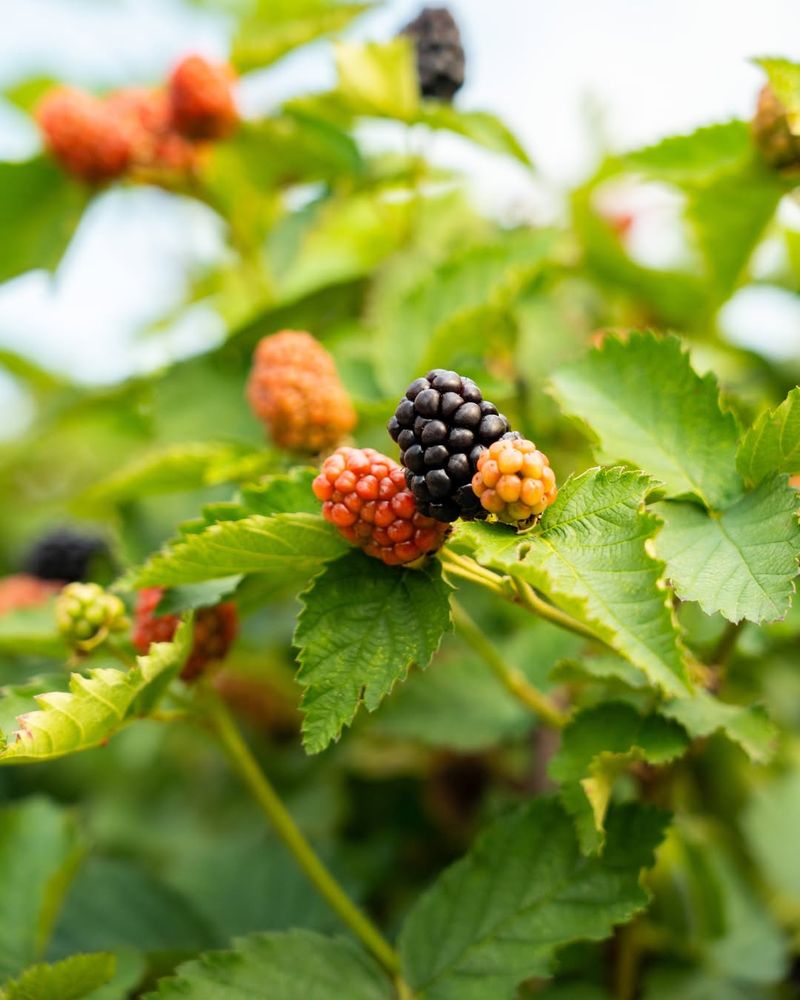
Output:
left=388, top=370, right=510, bottom=523
left=313, top=447, right=450, bottom=565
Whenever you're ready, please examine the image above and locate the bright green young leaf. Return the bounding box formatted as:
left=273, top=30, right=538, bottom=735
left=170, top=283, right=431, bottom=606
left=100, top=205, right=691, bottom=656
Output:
left=550, top=702, right=688, bottom=853
left=1, top=953, right=116, bottom=1000
left=0, top=621, right=191, bottom=764
left=0, top=157, right=89, bottom=284
left=624, top=121, right=753, bottom=183
left=335, top=38, right=420, bottom=121
left=550, top=333, right=742, bottom=508
left=737, top=386, right=800, bottom=485
left=655, top=476, right=800, bottom=623
left=416, top=104, right=533, bottom=165
left=0, top=798, right=80, bottom=978
left=294, top=551, right=452, bottom=753
left=148, top=930, right=392, bottom=999
left=399, top=798, right=668, bottom=1000
left=132, top=513, right=348, bottom=588
left=755, top=57, right=800, bottom=132
left=661, top=689, right=777, bottom=763
left=232, top=0, right=371, bottom=72
left=3, top=77, right=59, bottom=113
left=458, top=468, right=690, bottom=697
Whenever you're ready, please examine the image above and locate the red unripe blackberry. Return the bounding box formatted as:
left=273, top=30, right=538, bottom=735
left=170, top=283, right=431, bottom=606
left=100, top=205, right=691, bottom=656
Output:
left=389, top=369, right=510, bottom=523
left=37, top=87, right=132, bottom=183
left=313, top=447, right=450, bottom=565
left=472, top=433, right=557, bottom=525
left=133, top=587, right=238, bottom=681
left=752, top=85, right=800, bottom=171
left=247, top=330, right=357, bottom=453
left=400, top=7, right=465, bottom=101
left=167, top=55, right=238, bottom=140
left=108, top=88, right=199, bottom=174
left=0, top=574, right=61, bottom=616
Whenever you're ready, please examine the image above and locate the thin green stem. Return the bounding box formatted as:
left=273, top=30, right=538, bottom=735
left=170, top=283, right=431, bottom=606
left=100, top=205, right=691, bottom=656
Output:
left=203, top=689, right=404, bottom=981
left=511, top=578, right=600, bottom=644
left=451, top=600, right=569, bottom=729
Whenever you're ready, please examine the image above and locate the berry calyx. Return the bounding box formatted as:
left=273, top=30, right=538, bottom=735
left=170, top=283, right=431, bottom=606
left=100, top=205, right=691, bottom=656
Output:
left=400, top=7, right=465, bottom=101
left=23, top=528, right=109, bottom=583
left=36, top=87, right=132, bottom=184
left=388, top=369, right=510, bottom=523
left=313, top=446, right=450, bottom=565
left=55, top=582, right=128, bottom=652
left=471, top=434, right=557, bottom=525
left=132, top=587, right=239, bottom=681
left=0, top=575, right=62, bottom=616
left=752, top=85, right=800, bottom=171
left=246, top=330, right=357, bottom=453
left=167, top=55, right=238, bottom=140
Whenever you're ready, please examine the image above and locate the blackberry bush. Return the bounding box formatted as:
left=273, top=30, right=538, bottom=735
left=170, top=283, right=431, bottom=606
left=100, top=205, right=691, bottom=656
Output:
left=388, top=369, right=510, bottom=522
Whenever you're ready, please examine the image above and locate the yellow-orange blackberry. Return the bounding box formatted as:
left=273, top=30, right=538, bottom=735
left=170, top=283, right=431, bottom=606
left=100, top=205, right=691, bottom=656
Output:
left=471, top=433, right=557, bottom=525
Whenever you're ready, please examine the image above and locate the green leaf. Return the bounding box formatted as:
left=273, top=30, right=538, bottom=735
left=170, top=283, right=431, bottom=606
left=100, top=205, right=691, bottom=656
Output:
left=550, top=703, right=688, bottom=853
left=294, top=551, right=452, bottom=753
left=132, top=513, right=348, bottom=588
left=416, top=104, right=532, bottom=165
left=238, top=468, right=320, bottom=517
left=77, top=443, right=272, bottom=510
left=643, top=968, right=771, bottom=1000
left=458, top=468, right=690, bottom=697
left=147, top=930, right=392, bottom=999
left=0, top=798, right=80, bottom=978
left=550, top=654, right=650, bottom=690
left=335, top=38, right=420, bottom=121
left=232, top=1, right=372, bottom=72
left=0, top=621, right=191, bottom=764
left=742, top=771, right=800, bottom=905
left=155, top=577, right=242, bottom=615
left=3, top=77, right=59, bottom=114
left=660, top=689, right=777, bottom=763
left=755, top=57, right=800, bottom=132
left=624, top=121, right=753, bottom=183
left=0, top=602, right=65, bottom=658
left=737, top=386, right=800, bottom=485
left=550, top=333, right=742, bottom=508
left=398, top=799, right=668, bottom=1000
left=0, top=157, right=89, bottom=284
left=655, top=475, right=800, bottom=623
left=2, top=954, right=115, bottom=1000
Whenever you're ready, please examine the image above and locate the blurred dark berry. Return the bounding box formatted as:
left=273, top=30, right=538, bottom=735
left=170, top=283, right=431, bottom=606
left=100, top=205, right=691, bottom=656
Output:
left=400, top=7, right=465, bottom=101
left=23, top=528, right=109, bottom=583
left=752, top=84, right=800, bottom=171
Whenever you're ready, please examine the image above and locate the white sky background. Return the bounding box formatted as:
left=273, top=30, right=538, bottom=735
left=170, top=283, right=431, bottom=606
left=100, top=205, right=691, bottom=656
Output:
left=0, top=0, right=799, bottom=414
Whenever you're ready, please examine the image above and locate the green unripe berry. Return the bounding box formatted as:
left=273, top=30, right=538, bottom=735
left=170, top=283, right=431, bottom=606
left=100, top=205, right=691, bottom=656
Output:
left=56, top=582, right=129, bottom=653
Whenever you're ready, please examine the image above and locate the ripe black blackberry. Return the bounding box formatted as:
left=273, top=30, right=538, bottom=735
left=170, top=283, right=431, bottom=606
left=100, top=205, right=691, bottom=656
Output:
left=400, top=7, right=465, bottom=102
left=23, top=528, right=109, bottom=583
left=388, top=369, right=510, bottom=523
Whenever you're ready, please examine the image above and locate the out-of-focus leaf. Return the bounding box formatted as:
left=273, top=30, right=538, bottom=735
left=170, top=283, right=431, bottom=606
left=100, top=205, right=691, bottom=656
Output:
left=755, top=57, right=800, bottom=132
left=660, top=689, right=777, bottom=763
left=624, top=121, right=753, bottom=183
left=742, top=771, right=800, bottom=905
left=0, top=602, right=65, bottom=657
left=737, top=386, right=800, bottom=485
left=155, top=577, right=243, bottom=614
left=2, top=953, right=115, bottom=1000
left=416, top=104, right=532, bottom=166
left=3, top=77, right=59, bottom=114
left=0, top=157, right=89, bottom=284
left=335, top=38, right=419, bottom=121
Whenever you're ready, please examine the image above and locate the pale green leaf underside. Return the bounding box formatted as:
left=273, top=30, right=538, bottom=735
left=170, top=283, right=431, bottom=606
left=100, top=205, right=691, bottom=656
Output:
left=1, top=953, right=116, bottom=1000
left=148, top=930, right=392, bottom=999
left=655, top=475, right=800, bottom=623
left=737, top=387, right=800, bottom=485
left=550, top=332, right=742, bottom=508
left=0, top=621, right=191, bottom=764
left=294, top=552, right=452, bottom=753
left=458, top=467, right=690, bottom=697
left=399, top=799, right=667, bottom=1000
left=550, top=702, right=688, bottom=853
left=132, top=513, right=348, bottom=588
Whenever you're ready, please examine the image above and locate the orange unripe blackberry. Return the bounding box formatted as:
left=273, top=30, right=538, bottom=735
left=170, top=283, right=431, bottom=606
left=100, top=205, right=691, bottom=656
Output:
left=0, top=574, right=61, bottom=616
left=133, top=587, right=238, bottom=681
left=167, top=55, right=238, bottom=140
left=471, top=433, right=557, bottom=525
left=37, top=87, right=132, bottom=183
left=313, top=447, right=450, bottom=565
left=108, top=88, right=199, bottom=174
left=247, top=330, right=357, bottom=453
left=752, top=84, right=800, bottom=171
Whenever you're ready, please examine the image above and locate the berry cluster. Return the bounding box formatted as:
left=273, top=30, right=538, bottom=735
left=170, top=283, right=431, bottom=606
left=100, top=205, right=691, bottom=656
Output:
left=400, top=7, right=465, bottom=101
left=23, top=528, right=108, bottom=584
left=133, top=587, right=239, bottom=681
left=247, top=330, right=357, bottom=453
left=388, top=369, right=510, bottom=523
left=472, top=434, right=557, bottom=524
left=752, top=85, right=800, bottom=171
left=37, top=54, right=238, bottom=185
left=56, top=582, right=128, bottom=653
left=313, top=447, right=450, bottom=565
left=0, top=575, right=62, bottom=616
